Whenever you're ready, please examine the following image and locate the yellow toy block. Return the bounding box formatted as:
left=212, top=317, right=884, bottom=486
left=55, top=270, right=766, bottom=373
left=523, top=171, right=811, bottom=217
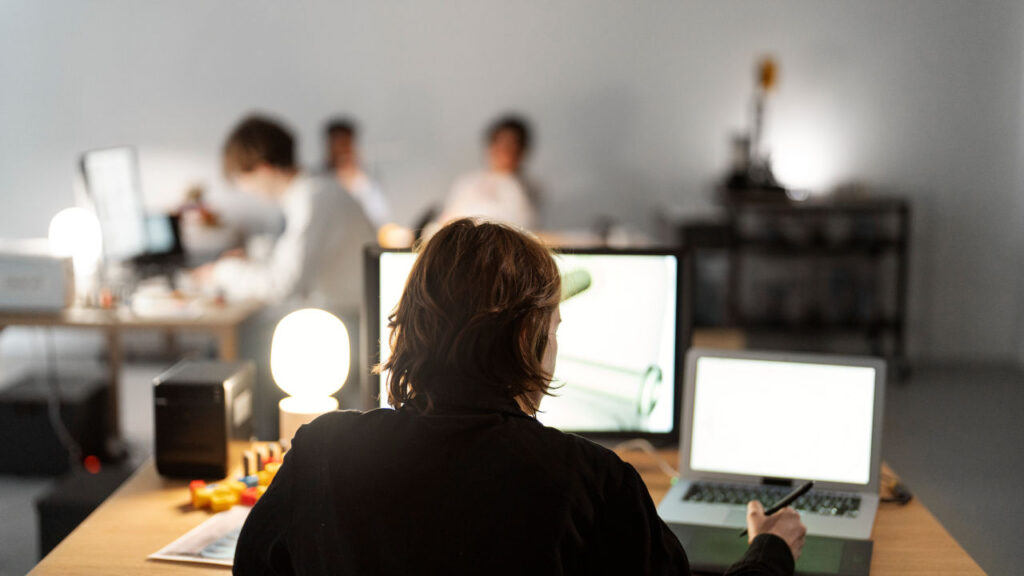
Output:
left=192, top=486, right=214, bottom=509
left=210, top=491, right=239, bottom=512
left=227, top=480, right=248, bottom=496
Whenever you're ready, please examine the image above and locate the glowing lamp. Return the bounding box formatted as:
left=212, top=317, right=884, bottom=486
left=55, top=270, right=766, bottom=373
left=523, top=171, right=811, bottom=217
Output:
left=48, top=207, right=102, bottom=275
left=271, top=308, right=349, bottom=446
left=48, top=207, right=103, bottom=302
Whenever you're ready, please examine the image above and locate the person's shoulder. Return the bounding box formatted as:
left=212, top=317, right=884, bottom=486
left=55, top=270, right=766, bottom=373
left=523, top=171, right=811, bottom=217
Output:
left=300, top=174, right=372, bottom=220
left=305, top=407, right=397, bottom=430
left=451, top=171, right=487, bottom=192
left=298, top=172, right=344, bottom=200
left=528, top=421, right=632, bottom=481
left=291, top=408, right=398, bottom=448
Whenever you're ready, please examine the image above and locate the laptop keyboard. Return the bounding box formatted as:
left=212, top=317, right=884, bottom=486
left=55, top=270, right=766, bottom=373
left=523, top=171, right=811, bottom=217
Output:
left=682, top=481, right=861, bottom=518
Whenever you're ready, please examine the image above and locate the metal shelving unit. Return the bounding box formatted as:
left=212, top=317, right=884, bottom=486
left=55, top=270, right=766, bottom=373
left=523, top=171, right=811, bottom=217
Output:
left=725, top=197, right=910, bottom=367
left=664, top=196, right=910, bottom=373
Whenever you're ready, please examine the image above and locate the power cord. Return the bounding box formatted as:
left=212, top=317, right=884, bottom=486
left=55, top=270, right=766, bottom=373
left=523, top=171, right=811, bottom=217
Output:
left=42, top=328, right=83, bottom=472
left=614, top=438, right=679, bottom=480
left=880, top=470, right=913, bottom=505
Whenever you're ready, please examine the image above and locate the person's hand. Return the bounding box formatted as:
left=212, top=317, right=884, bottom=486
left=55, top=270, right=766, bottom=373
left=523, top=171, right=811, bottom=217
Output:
left=745, top=500, right=807, bottom=561
left=190, top=262, right=217, bottom=286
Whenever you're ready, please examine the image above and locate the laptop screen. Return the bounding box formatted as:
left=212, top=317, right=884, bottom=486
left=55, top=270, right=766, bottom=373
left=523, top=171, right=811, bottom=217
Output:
left=689, top=356, right=876, bottom=485
left=374, top=250, right=684, bottom=436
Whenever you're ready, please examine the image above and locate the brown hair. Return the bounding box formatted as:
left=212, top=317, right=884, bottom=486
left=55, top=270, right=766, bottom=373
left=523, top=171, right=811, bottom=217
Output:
left=486, top=113, right=532, bottom=154
left=222, top=114, right=296, bottom=178
left=381, top=219, right=561, bottom=412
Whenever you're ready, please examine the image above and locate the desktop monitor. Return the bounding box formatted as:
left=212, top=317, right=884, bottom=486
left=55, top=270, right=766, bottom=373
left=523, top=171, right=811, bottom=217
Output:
left=364, top=246, right=692, bottom=443
left=80, top=147, right=148, bottom=261
left=80, top=147, right=184, bottom=271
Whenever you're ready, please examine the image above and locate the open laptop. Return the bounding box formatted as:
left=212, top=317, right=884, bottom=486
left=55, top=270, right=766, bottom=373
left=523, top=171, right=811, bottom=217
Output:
left=658, top=348, right=886, bottom=541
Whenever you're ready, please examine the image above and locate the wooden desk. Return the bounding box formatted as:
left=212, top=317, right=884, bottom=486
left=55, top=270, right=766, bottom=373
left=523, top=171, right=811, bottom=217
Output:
left=30, top=449, right=984, bottom=575
left=0, top=301, right=263, bottom=440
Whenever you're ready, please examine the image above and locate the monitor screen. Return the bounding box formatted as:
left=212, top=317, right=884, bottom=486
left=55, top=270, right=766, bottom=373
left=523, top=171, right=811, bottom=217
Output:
left=81, top=147, right=148, bottom=261
left=371, top=249, right=688, bottom=437
left=145, top=215, right=177, bottom=255
left=689, top=356, right=877, bottom=485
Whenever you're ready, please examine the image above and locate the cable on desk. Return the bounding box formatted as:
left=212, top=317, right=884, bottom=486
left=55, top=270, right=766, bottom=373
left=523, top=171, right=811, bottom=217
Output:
left=42, top=328, right=83, bottom=472
left=880, top=470, right=913, bottom=505
left=614, top=438, right=679, bottom=480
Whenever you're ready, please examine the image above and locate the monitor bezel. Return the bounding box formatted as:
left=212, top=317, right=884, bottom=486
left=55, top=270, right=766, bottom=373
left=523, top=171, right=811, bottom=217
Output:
left=363, top=244, right=692, bottom=446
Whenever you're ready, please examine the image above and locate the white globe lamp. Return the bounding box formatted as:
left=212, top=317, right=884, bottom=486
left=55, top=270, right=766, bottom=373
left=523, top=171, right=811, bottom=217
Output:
left=48, top=207, right=103, bottom=301
left=271, top=308, right=349, bottom=447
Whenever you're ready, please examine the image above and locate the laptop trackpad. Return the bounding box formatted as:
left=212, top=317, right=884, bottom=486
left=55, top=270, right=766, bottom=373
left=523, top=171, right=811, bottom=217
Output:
left=723, top=509, right=747, bottom=527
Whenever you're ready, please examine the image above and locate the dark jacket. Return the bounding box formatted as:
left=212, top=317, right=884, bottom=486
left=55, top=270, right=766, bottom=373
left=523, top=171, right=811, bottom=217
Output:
left=234, top=398, right=794, bottom=575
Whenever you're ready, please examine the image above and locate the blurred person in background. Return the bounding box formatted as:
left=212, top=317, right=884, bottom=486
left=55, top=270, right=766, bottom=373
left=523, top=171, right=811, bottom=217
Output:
left=436, top=113, right=541, bottom=230
left=193, top=113, right=375, bottom=437
left=324, top=117, right=392, bottom=232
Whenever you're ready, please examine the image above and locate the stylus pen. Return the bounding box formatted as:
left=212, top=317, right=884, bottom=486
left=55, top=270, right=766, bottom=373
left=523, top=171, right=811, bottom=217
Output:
left=738, top=480, right=815, bottom=537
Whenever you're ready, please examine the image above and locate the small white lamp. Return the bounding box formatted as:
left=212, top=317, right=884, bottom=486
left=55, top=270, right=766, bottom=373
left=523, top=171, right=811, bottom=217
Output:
left=48, top=207, right=103, bottom=301
left=270, top=308, right=350, bottom=447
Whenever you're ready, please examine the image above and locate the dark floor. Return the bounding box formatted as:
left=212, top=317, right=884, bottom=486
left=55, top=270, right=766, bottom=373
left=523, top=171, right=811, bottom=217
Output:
left=0, top=362, right=1019, bottom=575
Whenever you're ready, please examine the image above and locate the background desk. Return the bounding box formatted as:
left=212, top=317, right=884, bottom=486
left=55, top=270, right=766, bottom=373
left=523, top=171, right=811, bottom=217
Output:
left=0, top=301, right=263, bottom=441
left=29, top=449, right=984, bottom=575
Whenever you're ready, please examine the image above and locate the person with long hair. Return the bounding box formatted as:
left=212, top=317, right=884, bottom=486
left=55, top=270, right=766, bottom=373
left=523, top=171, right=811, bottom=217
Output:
left=234, top=219, right=804, bottom=575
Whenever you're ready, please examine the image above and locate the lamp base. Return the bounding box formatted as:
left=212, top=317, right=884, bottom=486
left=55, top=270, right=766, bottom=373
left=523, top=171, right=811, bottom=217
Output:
left=278, top=396, right=338, bottom=448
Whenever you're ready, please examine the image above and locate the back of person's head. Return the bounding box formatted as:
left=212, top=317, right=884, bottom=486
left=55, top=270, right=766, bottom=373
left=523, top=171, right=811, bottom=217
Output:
left=324, top=117, right=359, bottom=170
left=485, top=114, right=532, bottom=155
left=382, top=219, right=560, bottom=412
left=325, top=117, right=359, bottom=140
left=222, top=114, right=296, bottom=179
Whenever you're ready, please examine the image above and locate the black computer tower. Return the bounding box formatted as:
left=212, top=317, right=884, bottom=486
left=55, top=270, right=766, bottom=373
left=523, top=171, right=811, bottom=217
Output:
left=153, top=360, right=254, bottom=478
left=0, top=374, right=108, bottom=475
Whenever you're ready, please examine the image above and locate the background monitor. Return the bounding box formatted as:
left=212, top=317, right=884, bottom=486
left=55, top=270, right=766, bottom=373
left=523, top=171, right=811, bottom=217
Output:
left=364, top=246, right=692, bottom=443
left=80, top=147, right=148, bottom=261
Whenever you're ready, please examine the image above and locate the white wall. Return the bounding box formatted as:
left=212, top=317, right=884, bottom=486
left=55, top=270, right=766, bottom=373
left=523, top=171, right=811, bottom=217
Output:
left=1016, top=2, right=1024, bottom=367
left=1, top=0, right=1022, bottom=362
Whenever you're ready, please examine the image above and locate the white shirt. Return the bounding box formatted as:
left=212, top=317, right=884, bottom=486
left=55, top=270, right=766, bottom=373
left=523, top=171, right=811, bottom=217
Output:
left=212, top=174, right=376, bottom=312
left=439, top=171, right=537, bottom=229
left=343, top=172, right=391, bottom=231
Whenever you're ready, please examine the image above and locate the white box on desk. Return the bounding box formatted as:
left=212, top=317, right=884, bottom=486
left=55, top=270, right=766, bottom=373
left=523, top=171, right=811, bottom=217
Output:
left=0, top=247, right=74, bottom=312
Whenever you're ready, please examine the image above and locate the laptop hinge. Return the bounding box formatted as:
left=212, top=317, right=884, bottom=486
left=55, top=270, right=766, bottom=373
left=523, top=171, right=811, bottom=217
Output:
left=761, top=477, right=793, bottom=487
